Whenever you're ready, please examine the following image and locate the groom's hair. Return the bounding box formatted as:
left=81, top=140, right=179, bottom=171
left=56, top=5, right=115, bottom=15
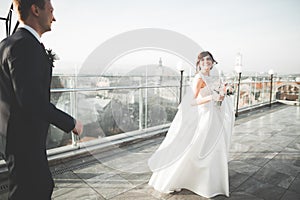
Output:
left=13, top=0, right=46, bottom=21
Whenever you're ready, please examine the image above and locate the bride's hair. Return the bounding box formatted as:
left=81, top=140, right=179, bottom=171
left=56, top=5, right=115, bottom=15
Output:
left=196, top=51, right=218, bottom=73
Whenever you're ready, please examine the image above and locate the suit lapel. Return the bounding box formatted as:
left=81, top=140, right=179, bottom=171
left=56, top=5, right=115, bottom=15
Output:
left=17, top=28, right=53, bottom=70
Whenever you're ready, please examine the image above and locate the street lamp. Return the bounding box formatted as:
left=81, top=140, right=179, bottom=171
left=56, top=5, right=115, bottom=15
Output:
left=177, top=62, right=184, bottom=104
left=268, top=69, right=274, bottom=107
left=235, top=65, right=242, bottom=117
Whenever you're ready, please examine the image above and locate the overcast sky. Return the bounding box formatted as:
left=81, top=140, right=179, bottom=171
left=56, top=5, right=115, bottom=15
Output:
left=1, top=0, right=300, bottom=75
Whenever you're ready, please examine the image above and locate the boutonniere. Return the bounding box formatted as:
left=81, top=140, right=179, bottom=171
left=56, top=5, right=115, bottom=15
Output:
left=46, top=49, right=59, bottom=67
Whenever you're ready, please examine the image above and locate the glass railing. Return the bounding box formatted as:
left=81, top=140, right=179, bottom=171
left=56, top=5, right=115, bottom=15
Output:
left=47, top=75, right=184, bottom=150
left=47, top=73, right=299, bottom=151
left=46, top=73, right=299, bottom=150
left=224, top=74, right=299, bottom=112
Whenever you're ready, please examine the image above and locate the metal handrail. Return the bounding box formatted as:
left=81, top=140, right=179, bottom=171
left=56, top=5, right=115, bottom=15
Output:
left=50, top=84, right=188, bottom=93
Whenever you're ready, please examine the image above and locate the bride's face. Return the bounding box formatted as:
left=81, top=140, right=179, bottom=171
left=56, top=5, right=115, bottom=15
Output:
left=199, top=55, right=213, bottom=73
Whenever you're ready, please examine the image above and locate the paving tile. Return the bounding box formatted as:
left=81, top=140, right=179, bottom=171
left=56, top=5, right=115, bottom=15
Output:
left=85, top=174, right=136, bottom=199
left=228, top=152, right=242, bottom=162
left=162, top=189, right=228, bottom=200
left=99, top=153, right=149, bottom=173
left=253, top=166, right=295, bottom=189
left=274, top=152, right=300, bottom=169
left=280, top=190, right=300, bottom=200
left=277, top=127, right=300, bottom=136
left=125, top=161, right=152, bottom=174
left=227, top=192, right=263, bottom=200
left=135, top=184, right=173, bottom=200
left=238, top=134, right=271, bottom=147
left=109, top=190, right=160, bottom=200
left=53, top=171, right=82, bottom=188
left=283, top=147, right=300, bottom=154
left=264, top=152, right=300, bottom=178
left=263, top=135, right=295, bottom=149
left=229, top=142, right=251, bottom=153
left=235, top=177, right=286, bottom=200
left=294, top=159, right=300, bottom=168
left=73, top=163, right=117, bottom=180
left=228, top=161, right=260, bottom=176
left=119, top=172, right=152, bottom=186
left=229, top=169, right=251, bottom=189
left=156, top=189, right=209, bottom=200
left=50, top=162, right=68, bottom=173
left=286, top=140, right=300, bottom=152
left=60, top=154, right=98, bottom=170
left=265, top=160, right=299, bottom=177
left=233, top=152, right=277, bottom=167
left=288, top=174, right=300, bottom=194
left=91, top=149, right=131, bottom=164
left=52, top=184, right=105, bottom=200
left=248, top=141, right=285, bottom=153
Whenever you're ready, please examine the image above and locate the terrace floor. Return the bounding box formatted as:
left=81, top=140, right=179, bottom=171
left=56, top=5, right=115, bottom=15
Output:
left=0, top=103, right=299, bottom=200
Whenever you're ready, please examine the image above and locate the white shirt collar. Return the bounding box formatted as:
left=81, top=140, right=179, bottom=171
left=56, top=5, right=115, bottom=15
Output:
left=19, top=23, right=41, bottom=43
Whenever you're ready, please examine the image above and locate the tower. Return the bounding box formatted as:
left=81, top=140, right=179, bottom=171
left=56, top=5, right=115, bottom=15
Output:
left=235, top=52, right=242, bottom=68
left=159, top=57, right=163, bottom=67
left=235, top=52, right=243, bottom=73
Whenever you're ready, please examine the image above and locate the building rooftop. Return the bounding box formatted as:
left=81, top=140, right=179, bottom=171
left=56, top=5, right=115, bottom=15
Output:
left=0, top=103, right=299, bottom=200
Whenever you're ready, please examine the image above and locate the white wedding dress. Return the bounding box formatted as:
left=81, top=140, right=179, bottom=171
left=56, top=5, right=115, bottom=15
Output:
left=148, top=67, right=235, bottom=198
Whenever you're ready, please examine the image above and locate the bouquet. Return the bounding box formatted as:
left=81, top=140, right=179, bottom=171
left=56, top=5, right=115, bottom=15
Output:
left=213, top=82, right=234, bottom=106
left=225, top=83, right=235, bottom=96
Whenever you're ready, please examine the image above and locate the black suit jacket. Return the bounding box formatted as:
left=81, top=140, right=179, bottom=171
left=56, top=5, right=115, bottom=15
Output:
left=0, top=28, right=75, bottom=197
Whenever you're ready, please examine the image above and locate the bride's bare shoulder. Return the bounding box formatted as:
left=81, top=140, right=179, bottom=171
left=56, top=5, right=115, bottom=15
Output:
left=194, top=72, right=203, bottom=79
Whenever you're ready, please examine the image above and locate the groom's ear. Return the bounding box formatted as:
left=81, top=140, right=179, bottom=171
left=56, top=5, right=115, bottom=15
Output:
left=31, top=4, right=40, bottom=17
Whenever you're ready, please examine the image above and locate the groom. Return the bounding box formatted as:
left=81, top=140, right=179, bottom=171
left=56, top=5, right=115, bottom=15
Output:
left=0, top=0, right=83, bottom=199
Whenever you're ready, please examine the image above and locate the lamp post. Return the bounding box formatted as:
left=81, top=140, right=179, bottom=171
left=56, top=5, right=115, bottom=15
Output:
left=177, top=62, right=184, bottom=104
left=268, top=69, right=274, bottom=107
left=235, top=65, right=242, bottom=117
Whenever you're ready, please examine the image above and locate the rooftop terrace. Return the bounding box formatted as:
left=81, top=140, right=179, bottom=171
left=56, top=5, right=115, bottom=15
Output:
left=1, top=103, right=299, bottom=200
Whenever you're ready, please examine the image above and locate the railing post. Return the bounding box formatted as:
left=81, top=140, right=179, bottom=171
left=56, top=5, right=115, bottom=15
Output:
left=179, top=70, right=184, bottom=104
left=269, top=74, right=273, bottom=107
left=235, top=72, right=242, bottom=117
left=70, top=76, right=78, bottom=146
left=298, top=87, right=300, bottom=103
left=139, top=80, right=143, bottom=130
left=145, top=70, right=148, bottom=129
left=262, top=77, right=266, bottom=103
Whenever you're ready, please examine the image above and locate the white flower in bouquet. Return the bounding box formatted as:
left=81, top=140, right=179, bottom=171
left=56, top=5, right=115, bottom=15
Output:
left=225, top=83, right=235, bottom=96
left=213, top=82, right=234, bottom=107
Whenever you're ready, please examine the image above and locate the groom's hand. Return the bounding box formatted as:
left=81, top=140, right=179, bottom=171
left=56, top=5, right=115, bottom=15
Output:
left=72, top=120, right=83, bottom=135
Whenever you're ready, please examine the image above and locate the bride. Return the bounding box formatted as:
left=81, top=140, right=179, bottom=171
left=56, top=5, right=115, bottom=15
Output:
left=148, top=51, right=235, bottom=198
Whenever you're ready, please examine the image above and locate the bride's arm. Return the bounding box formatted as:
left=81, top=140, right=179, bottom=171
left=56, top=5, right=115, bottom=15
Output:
left=194, top=78, right=205, bottom=98
left=197, top=96, right=213, bottom=105
left=192, top=78, right=213, bottom=105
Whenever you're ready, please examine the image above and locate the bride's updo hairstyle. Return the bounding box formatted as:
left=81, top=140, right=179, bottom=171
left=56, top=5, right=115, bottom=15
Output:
left=196, top=51, right=218, bottom=73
